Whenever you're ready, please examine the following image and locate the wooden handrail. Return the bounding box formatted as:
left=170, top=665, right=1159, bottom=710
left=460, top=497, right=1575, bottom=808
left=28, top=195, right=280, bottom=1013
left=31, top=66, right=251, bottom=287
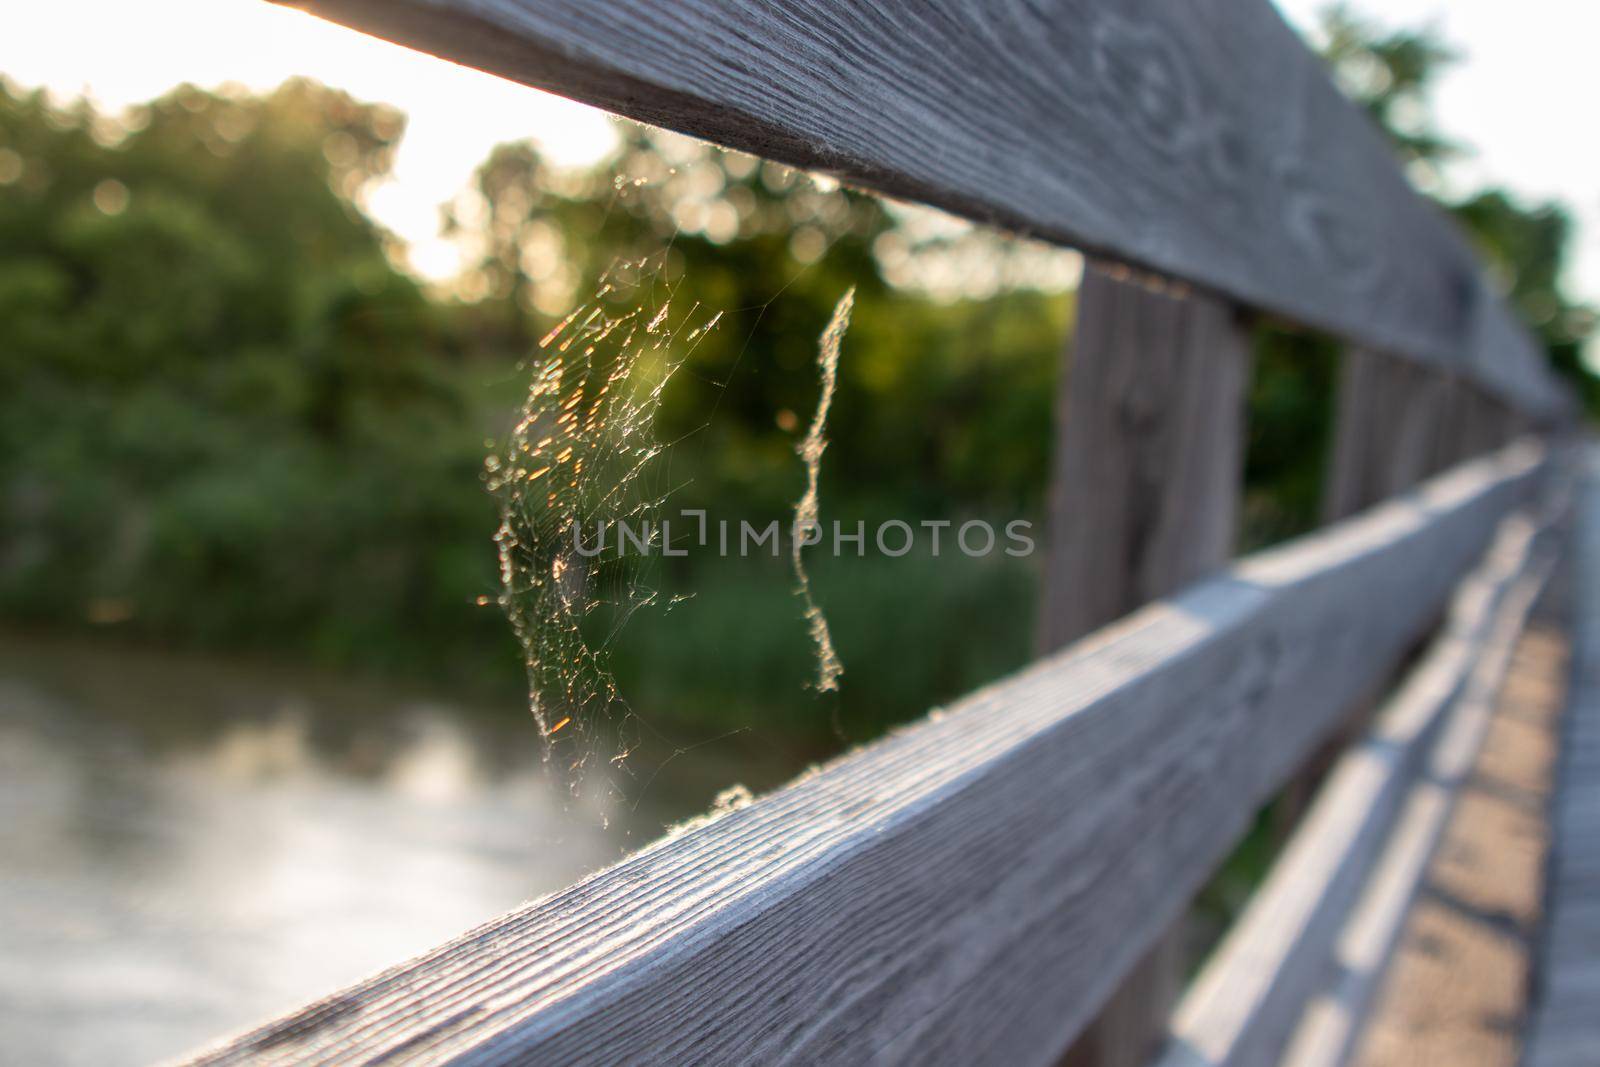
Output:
left=181, top=442, right=1547, bottom=1066
left=1523, top=458, right=1600, bottom=1067
left=275, top=0, right=1570, bottom=418
left=1160, top=485, right=1565, bottom=1067
left=202, top=6, right=1584, bottom=1061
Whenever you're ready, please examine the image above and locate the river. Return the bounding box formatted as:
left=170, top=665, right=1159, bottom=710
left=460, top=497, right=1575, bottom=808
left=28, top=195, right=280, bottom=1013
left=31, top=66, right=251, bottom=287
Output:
left=0, top=633, right=726, bottom=1066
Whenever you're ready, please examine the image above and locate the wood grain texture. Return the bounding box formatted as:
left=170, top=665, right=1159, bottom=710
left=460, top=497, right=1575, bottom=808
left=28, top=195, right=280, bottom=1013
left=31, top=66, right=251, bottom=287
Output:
left=271, top=0, right=1569, bottom=418
left=1524, top=447, right=1600, bottom=1067
left=1158, top=477, right=1567, bottom=1067
left=1041, top=265, right=1252, bottom=1067
left=1038, top=265, right=1252, bottom=654
left=179, top=442, right=1545, bottom=1067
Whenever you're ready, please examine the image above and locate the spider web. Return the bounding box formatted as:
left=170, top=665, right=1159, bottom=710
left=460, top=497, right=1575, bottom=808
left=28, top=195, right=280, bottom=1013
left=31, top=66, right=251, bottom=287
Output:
left=476, top=130, right=1073, bottom=809
left=485, top=250, right=723, bottom=791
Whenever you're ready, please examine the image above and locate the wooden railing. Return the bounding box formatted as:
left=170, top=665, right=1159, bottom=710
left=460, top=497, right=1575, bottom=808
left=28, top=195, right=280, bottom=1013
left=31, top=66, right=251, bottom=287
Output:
left=197, top=1, right=1581, bottom=1063
left=186, top=444, right=1567, bottom=1067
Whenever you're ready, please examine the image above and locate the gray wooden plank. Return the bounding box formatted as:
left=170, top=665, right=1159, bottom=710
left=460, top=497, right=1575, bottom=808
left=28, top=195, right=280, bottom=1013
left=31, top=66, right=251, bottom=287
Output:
left=177, top=441, right=1547, bottom=1067
left=1525, top=446, right=1600, bottom=1067
left=1040, top=265, right=1253, bottom=1067
left=1039, top=263, right=1252, bottom=654
left=1322, top=348, right=1456, bottom=523
left=271, top=0, right=1570, bottom=418
left=1157, top=479, right=1567, bottom=1067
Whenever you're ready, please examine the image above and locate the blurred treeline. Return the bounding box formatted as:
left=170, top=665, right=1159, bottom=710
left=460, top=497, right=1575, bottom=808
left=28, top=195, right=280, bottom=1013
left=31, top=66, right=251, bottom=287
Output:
left=0, top=76, right=1071, bottom=754
left=0, top=8, right=1592, bottom=756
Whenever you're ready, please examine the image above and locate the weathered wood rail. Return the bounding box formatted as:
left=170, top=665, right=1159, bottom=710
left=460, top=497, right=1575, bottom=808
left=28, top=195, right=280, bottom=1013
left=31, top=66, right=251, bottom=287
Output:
left=282, top=0, right=1569, bottom=417
left=184, top=446, right=1566, bottom=1066
left=1162, top=478, right=1569, bottom=1067
left=1524, top=452, right=1600, bottom=1067
left=197, top=1, right=1585, bottom=1063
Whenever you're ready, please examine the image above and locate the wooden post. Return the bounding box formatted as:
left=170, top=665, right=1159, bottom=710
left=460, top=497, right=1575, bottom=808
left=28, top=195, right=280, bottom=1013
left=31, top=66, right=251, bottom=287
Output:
left=1321, top=347, right=1451, bottom=523
left=1283, top=347, right=1468, bottom=846
left=1038, top=264, right=1253, bottom=651
left=1039, top=262, right=1253, bottom=1066
left=1432, top=377, right=1473, bottom=472
left=1467, top=388, right=1518, bottom=456
left=1431, top=377, right=1520, bottom=473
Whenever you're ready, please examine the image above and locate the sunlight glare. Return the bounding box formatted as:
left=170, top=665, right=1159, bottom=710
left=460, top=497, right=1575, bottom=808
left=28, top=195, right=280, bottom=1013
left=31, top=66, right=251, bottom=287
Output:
left=2, top=0, right=616, bottom=281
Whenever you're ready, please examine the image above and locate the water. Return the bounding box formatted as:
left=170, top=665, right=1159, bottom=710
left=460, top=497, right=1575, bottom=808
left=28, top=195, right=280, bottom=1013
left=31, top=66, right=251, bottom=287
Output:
left=0, top=634, right=698, bottom=1066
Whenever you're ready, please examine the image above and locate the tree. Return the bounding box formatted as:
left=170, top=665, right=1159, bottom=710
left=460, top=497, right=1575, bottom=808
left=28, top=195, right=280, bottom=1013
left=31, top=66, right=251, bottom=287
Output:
left=447, top=125, right=1067, bottom=519
left=0, top=79, right=502, bottom=675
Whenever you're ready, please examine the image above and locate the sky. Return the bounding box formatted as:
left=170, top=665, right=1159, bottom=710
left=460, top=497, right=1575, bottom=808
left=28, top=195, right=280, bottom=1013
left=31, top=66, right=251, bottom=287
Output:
left=2, top=0, right=617, bottom=280
left=4, top=0, right=1598, bottom=327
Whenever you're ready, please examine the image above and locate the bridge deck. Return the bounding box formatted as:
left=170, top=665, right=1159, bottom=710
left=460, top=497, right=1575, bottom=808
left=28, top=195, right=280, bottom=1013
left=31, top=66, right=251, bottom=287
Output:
left=1352, top=447, right=1599, bottom=1067
left=1524, top=450, right=1600, bottom=1067
left=1349, top=611, right=1568, bottom=1066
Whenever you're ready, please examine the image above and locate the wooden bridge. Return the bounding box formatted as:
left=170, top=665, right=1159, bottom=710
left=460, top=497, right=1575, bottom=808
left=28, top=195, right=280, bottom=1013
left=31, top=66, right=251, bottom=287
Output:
left=188, top=1, right=1596, bottom=1063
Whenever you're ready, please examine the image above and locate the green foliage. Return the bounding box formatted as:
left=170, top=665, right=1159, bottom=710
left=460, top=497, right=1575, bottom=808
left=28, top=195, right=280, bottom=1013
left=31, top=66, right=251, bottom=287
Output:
left=452, top=127, right=1068, bottom=521
left=1241, top=328, right=1340, bottom=548
left=450, top=125, right=1067, bottom=747
left=1, top=8, right=1590, bottom=762
left=0, top=79, right=515, bottom=681
left=608, top=549, right=1038, bottom=755
left=1454, top=190, right=1600, bottom=413
left=0, top=79, right=1065, bottom=751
